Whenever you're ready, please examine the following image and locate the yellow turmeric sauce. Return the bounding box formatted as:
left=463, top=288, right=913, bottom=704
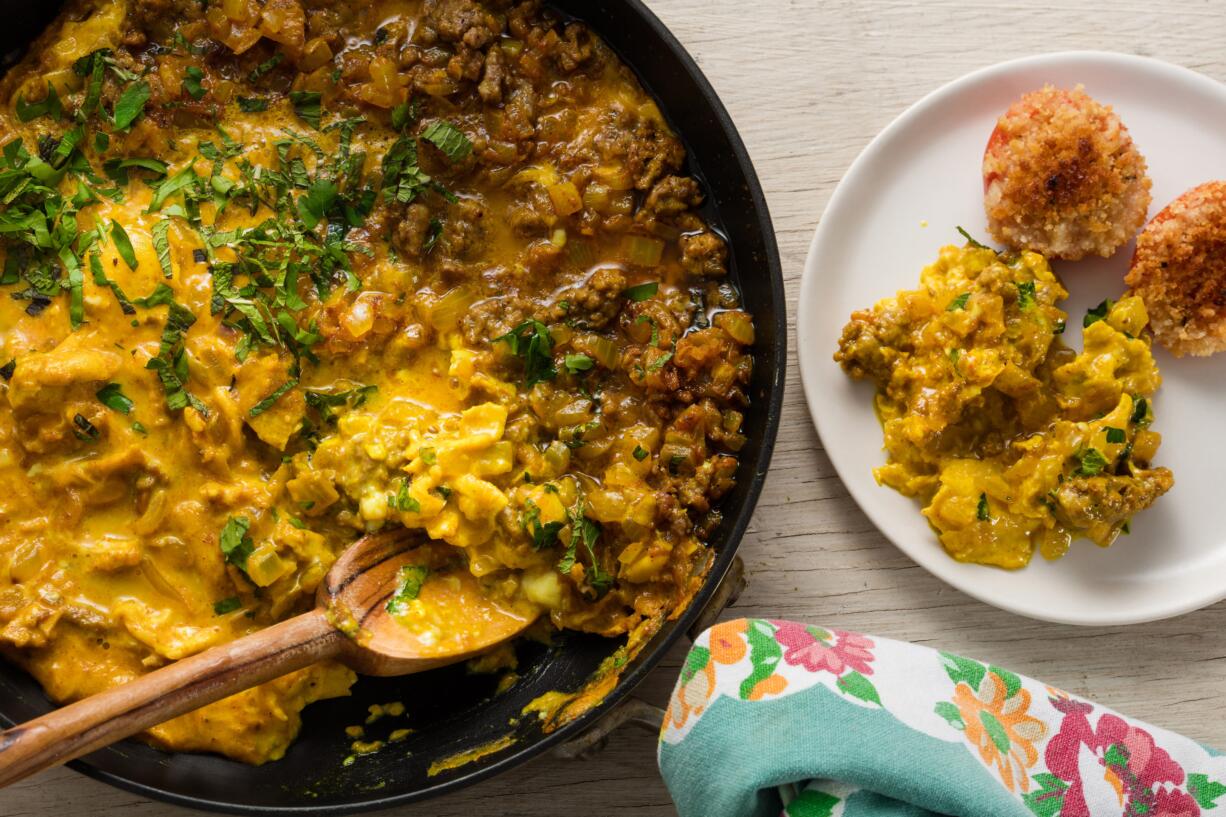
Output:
left=0, top=0, right=754, bottom=763
left=836, top=243, right=1173, bottom=568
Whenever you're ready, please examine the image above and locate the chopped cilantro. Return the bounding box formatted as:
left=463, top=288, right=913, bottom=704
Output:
left=182, top=66, right=207, bottom=100
left=0, top=360, right=14, bottom=381
left=1015, top=280, right=1036, bottom=310
left=391, top=99, right=418, bottom=131
left=645, top=345, right=674, bottom=373
left=956, top=226, right=989, bottom=250
left=213, top=597, right=242, bottom=615
left=387, top=564, right=429, bottom=614
left=1105, top=426, right=1126, bottom=444
left=1084, top=299, right=1113, bottom=328
left=236, top=96, right=270, bottom=112
left=72, top=413, right=99, bottom=442
left=624, top=281, right=658, bottom=301
left=289, top=90, right=322, bottom=129
left=946, top=292, right=970, bottom=311
left=421, top=121, right=473, bottom=162
left=152, top=220, right=173, bottom=278
left=248, top=52, right=284, bottom=82
left=387, top=480, right=421, bottom=513
left=112, top=80, right=151, bottom=130
left=976, top=492, right=990, bottom=522
left=15, top=83, right=61, bottom=122
left=1074, top=448, right=1109, bottom=477
left=219, top=516, right=254, bottom=571
left=419, top=447, right=437, bottom=465
left=493, top=320, right=556, bottom=388
left=522, top=499, right=563, bottom=550
left=1130, top=395, right=1150, bottom=427
left=633, top=445, right=649, bottom=461
left=96, top=383, right=134, bottom=415
left=110, top=220, right=138, bottom=269
left=248, top=378, right=298, bottom=417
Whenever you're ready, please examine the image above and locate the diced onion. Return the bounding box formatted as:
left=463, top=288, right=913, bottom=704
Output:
left=715, top=311, right=755, bottom=345
left=547, top=181, right=583, bottom=216
left=431, top=286, right=477, bottom=331
left=591, top=336, right=620, bottom=368
left=622, top=235, right=665, bottom=267
left=594, top=165, right=634, bottom=191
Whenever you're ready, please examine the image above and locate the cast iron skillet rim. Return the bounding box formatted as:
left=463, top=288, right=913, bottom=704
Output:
left=26, top=0, right=786, bottom=811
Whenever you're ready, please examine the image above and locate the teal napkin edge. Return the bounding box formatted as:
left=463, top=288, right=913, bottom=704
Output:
left=660, top=681, right=1027, bottom=817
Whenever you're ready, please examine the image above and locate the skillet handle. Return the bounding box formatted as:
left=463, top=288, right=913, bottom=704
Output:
left=0, top=609, right=342, bottom=788
left=554, top=556, right=746, bottom=760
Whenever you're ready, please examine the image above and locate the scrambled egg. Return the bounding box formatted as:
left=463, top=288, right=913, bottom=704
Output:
left=836, top=243, right=1174, bottom=568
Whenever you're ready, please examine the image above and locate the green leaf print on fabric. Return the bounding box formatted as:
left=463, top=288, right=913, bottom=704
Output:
left=681, top=646, right=711, bottom=687
left=989, top=665, right=1022, bottom=699
left=934, top=701, right=965, bottom=730
left=1189, top=772, right=1226, bottom=809
left=979, top=711, right=1012, bottom=753
left=940, top=651, right=986, bottom=689
left=836, top=670, right=881, bottom=706
left=739, top=619, right=783, bottom=700
left=1021, top=773, right=1068, bottom=817
left=785, top=788, right=839, bottom=817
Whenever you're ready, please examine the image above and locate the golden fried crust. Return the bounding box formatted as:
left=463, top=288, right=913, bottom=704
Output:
left=983, top=85, right=1151, bottom=260
left=1126, top=181, right=1226, bottom=356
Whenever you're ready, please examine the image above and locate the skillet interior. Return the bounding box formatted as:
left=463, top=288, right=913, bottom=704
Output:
left=0, top=0, right=786, bottom=811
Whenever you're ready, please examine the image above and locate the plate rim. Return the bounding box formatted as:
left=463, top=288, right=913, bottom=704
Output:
left=797, top=49, right=1226, bottom=626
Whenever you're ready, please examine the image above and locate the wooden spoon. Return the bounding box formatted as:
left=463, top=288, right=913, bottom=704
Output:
left=0, top=528, right=537, bottom=787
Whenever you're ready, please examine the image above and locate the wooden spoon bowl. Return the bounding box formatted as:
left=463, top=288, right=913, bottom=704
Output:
left=0, top=528, right=537, bottom=788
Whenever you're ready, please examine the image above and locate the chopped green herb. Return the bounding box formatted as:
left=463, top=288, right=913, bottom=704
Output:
left=1130, top=395, right=1150, bottom=426
left=213, top=597, right=242, bottom=615
left=131, top=421, right=148, bottom=434
left=152, top=220, right=173, bottom=278
left=423, top=217, right=443, bottom=253
left=0, top=360, right=14, bottom=381
left=387, top=479, right=421, bottom=513
left=564, top=353, right=594, bottom=374
left=96, top=383, right=134, bottom=415
left=391, top=99, right=418, bottom=131
left=1053, top=319, right=1066, bottom=335
left=493, top=320, right=556, bottom=388
left=387, top=564, right=429, bottom=614
left=633, top=445, right=649, bottom=461
left=72, top=413, right=99, bottom=442
left=946, top=292, right=970, bottom=311
left=1016, top=280, right=1036, bottom=310
left=557, top=497, right=611, bottom=596
left=421, top=121, right=473, bottom=162
left=434, top=485, right=452, bottom=499
left=289, top=90, right=322, bottom=129
left=15, top=83, right=61, bottom=122
left=219, top=516, right=254, bottom=571
left=522, top=499, right=563, bottom=550
left=103, top=156, right=168, bottom=185
left=236, top=96, right=270, bottom=112
left=956, top=226, right=989, bottom=250
left=249, top=378, right=298, bottom=417
left=182, top=66, right=206, bottom=100
left=1074, top=448, right=1109, bottom=477
left=112, top=80, right=151, bottom=130
left=1105, top=426, right=1126, bottom=444
left=624, top=281, right=658, bottom=302
left=646, top=345, right=674, bottom=373
left=419, top=447, right=437, bottom=465
left=248, top=52, right=285, bottom=82
left=1084, top=299, right=1113, bottom=328
left=976, top=492, right=990, bottom=521
left=110, top=220, right=138, bottom=269
left=133, top=282, right=175, bottom=308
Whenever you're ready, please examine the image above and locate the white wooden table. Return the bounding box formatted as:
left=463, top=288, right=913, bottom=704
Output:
left=7, top=1, right=1226, bottom=814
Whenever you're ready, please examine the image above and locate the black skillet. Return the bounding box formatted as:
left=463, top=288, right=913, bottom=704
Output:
left=0, top=1, right=787, bottom=811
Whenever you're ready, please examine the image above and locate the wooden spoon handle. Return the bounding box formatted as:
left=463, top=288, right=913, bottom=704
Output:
left=0, top=608, right=343, bottom=788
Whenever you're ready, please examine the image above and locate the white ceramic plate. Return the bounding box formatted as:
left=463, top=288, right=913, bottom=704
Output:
left=798, top=51, right=1226, bottom=626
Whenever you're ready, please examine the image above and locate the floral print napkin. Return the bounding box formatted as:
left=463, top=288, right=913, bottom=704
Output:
left=659, top=619, right=1225, bottom=817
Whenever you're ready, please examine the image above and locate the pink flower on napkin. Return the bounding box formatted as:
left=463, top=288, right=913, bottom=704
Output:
left=1044, top=696, right=1197, bottom=817
left=772, top=622, right=875, bottom=676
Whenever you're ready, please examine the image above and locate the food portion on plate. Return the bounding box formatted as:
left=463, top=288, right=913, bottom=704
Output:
left=1126, top=180, right=1226, bottom=356
left=836, top=240, right=1172, bottom=569
left=0, top=0, right=753, bottom=764
left=983, top=85, right=1152, bottom=261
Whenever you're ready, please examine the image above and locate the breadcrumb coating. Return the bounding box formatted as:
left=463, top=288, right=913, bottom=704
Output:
left=1126, top=181, right=1226, bottom=356
left=983, top=85, right=1151, bottom=260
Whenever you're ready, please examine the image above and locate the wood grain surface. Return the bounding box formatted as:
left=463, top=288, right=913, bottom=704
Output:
left=5, top=1, right=1226, bottom=814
